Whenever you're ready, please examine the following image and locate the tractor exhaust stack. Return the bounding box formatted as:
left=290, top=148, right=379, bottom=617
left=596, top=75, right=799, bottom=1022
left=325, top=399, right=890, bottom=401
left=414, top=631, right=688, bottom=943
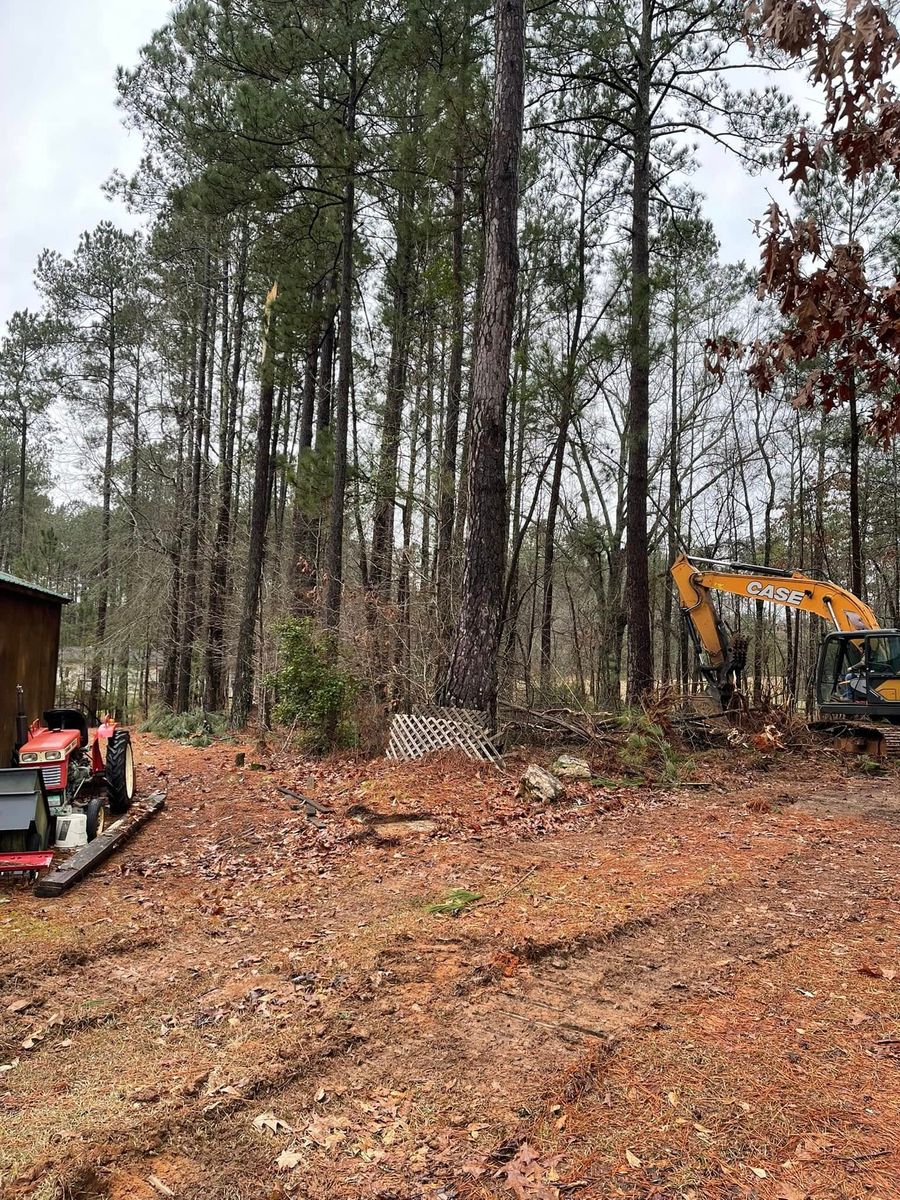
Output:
left=14, top=686, right=28, bottom=752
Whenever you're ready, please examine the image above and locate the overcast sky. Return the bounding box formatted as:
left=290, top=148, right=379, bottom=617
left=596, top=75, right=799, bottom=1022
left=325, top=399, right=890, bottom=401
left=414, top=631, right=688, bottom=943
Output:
left=0, top=0, right=170, bottom=321
left=0, top=0, right=791, bottom=330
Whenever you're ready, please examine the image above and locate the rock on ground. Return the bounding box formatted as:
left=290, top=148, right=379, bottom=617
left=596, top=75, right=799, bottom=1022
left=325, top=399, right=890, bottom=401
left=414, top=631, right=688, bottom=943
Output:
left=551, top=754, right=591, bottom=780
left=519, top=763, right=565, bottom=801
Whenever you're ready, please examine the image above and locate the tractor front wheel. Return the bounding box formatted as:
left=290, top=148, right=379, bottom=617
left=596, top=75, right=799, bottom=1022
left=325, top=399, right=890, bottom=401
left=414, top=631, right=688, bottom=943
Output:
left=85, top=796, right=105, bottom=841
left=106, top=730, right=135, bottom=814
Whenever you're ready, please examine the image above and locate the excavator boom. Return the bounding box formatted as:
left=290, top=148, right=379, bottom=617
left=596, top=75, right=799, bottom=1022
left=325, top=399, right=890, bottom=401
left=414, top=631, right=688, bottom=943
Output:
left=671, top=553, right=882, bottom=707
left=672, top=554, right=878, bottom=657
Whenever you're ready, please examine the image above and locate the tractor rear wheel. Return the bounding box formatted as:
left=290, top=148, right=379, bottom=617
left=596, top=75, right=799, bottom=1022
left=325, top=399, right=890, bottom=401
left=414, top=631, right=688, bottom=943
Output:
left=85, top=796, right=105, bottom=841
left=106, top=730, right=135, bottom=814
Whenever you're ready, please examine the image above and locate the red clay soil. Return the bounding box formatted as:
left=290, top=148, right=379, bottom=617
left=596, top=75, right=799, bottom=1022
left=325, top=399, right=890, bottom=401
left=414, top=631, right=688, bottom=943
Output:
left=0, top=736, right=898, bottom=1200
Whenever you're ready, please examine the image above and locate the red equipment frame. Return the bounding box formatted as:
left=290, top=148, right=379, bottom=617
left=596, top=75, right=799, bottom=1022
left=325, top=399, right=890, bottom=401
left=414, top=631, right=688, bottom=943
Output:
left=0, top=851, right=55, bottom=874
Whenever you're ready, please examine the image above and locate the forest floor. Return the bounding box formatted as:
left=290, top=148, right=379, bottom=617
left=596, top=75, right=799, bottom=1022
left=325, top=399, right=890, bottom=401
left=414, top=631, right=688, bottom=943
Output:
left=0, top=735, right=898, bottom=1200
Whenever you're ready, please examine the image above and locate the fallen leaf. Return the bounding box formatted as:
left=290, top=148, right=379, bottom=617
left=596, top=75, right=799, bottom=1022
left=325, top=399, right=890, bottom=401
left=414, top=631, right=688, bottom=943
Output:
left=305, top=1115, right=348, bottom=1150
left=775, top=1183, right=807, bottom=1200
left=147, top=1176, right=175, bottom=1198
left=0, top=1059, right=19, bottom=1073
left=253, top=1112, right=293, bottom=1135
left=857, top=963, right=896, bottom=980
left=500, top=1142, right=559, bottom=1200
left=275, top=1148, right=304, bottom=1170
left=848, top=1009, right=869, bottom=1026
left=749, top=1165, right=768, bottom=1178
left=625, top=1149, right=641, bottom=1168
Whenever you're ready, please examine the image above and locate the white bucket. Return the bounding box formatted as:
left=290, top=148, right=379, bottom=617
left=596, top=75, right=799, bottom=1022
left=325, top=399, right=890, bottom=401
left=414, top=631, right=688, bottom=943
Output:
left=55, top=813, right=88, bottom=849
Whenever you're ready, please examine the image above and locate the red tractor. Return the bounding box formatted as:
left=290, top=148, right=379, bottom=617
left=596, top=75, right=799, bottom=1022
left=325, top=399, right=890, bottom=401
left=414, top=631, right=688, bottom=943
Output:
left=0, top=687, right=136, bottom=867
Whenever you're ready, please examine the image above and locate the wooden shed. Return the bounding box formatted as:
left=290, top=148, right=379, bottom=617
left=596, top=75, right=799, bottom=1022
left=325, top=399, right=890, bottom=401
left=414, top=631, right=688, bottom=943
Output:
left=0, top=572, right=69, bottom=767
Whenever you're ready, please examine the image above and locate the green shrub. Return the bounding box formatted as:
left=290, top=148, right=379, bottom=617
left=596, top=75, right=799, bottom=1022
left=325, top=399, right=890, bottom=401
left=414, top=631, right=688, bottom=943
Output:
left=615, top=710, right=681, bottom=782
left=140, top=707, right=227, bottom=741
left=268, top=618, right=358, bottom=749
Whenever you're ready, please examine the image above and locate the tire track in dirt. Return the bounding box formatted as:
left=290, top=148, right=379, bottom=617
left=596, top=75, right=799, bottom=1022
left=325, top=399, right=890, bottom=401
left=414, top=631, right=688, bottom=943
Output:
left=5, top=758, right=898, bottom=1198
left=0, top=931, right=162, bottom=993
left=27, top=819, right=895, bottom=1200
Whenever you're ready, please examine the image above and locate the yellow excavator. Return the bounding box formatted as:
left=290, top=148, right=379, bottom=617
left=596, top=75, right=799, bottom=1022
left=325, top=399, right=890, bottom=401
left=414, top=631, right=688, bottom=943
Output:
left=671, top=553, right=900, bottom=752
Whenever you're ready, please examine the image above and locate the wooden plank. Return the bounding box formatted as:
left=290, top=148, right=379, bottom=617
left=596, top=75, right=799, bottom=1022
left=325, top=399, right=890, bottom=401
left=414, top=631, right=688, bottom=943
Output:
left=34, top=792, right=166, bottom=897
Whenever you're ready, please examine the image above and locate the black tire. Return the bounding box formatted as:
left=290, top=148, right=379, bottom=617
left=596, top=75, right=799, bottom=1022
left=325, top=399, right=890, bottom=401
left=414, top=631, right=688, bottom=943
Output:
left=106, top=730, right=135, bottom=814
left=85, top=796, right=105, bottom=841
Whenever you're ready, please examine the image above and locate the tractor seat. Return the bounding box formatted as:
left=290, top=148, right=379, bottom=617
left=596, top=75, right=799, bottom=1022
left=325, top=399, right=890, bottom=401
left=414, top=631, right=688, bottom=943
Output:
left=43, top=709, right=89, bottom=748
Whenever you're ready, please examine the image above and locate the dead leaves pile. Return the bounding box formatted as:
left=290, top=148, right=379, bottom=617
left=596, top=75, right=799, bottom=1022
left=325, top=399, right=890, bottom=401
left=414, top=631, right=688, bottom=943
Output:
left=498, top=1141, right=564, bottom=1200
left=251, top=1087, right=432, bottom=1176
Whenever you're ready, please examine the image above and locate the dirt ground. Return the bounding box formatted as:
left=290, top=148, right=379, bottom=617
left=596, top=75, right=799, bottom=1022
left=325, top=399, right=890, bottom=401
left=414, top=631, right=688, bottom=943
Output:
left=1, top=735, right=898, bottom=1200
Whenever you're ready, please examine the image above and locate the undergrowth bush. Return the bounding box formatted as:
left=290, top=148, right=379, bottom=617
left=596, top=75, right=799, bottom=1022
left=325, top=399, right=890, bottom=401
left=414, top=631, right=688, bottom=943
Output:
left=268, top=618, right=358, bottom=749
left=140, top=707, right=228, bottom=744
left=615, top=710, right=681, bottom=782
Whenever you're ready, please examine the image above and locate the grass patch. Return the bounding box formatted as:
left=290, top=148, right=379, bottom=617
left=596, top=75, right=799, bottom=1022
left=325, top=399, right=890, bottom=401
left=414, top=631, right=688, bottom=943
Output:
left=424, top=888, right=482, bottom=916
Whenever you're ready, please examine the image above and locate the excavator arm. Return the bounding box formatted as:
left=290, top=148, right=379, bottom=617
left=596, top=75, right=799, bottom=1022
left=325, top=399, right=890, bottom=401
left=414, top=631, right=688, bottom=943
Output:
left=671, top=553, right=880, bottom=706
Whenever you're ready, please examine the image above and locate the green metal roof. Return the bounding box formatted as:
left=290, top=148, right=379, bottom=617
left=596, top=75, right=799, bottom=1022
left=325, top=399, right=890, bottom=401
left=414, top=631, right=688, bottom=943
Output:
left=0, top=571, right=71, bottom=604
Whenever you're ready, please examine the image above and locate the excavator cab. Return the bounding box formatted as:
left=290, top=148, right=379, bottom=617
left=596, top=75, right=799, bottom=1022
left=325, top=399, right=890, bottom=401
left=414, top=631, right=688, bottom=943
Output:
left=817, top=631, right=900, bottom=717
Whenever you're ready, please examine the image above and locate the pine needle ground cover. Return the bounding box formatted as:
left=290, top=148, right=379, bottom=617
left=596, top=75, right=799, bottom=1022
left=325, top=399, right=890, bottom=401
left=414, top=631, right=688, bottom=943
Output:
left=0, top=738, right=897, bottom=1200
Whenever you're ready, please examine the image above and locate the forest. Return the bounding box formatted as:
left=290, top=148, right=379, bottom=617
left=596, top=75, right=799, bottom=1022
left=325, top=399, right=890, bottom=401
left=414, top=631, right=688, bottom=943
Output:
left=7, top=5, right=900, bottom=1197
left=3, top=0, right=900, bottom=740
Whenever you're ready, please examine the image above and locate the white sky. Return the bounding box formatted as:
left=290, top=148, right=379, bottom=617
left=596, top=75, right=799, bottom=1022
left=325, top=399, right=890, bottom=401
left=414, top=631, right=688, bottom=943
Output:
left=0, top=0, right=170, bottom=321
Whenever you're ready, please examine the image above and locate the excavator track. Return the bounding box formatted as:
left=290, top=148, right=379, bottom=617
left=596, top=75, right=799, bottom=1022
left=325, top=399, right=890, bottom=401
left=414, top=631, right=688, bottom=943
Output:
left=876, top=726, right=900, bottom=757
left=809, top=719, right=900, bottom=758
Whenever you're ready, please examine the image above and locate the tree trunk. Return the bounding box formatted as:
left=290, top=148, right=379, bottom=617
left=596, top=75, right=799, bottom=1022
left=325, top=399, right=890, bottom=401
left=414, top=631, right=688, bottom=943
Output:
left=435, top=153, right=466, bottom=648
left=162, top=371, right=189, bottom=708
left=130, top=345, right=141, bottom=513
left=539, top=173, right=587, bottom=695
left=624, top=0, right=654, bottom=702
left=289, top=286, right=323, bottom=615
left=90, top=299, right=116, bottom=721
left=17, top=411, right=27, bottom=560
left=395, top=383, right=421, bottom=709
left=661, top=281, right=679, bottom=683
left=370, top=162, right=417, bottom=601
left=206, top=239, right=247, bottom=709
left=848, top=372, right=863, bottom=598
left=420, top=321, right=435, bottom=587
left=230, top=287, right=278, bottom=727
left=439, top=0, right=526, bottom=717
left=176, top=254, right=212, bottom=712
left=323, top=49, right=357, bottom=635
left=315, top=305, right=336, bottom=437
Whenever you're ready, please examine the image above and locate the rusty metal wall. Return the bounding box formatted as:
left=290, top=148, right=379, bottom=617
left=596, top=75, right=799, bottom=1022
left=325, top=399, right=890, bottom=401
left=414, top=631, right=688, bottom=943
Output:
left=0, top=593, right=62, bottom=766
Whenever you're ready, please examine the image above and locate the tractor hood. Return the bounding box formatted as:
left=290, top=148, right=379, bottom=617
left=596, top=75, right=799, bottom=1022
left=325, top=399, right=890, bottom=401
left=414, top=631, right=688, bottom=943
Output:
left=19, top=729, right=79, bottom=757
